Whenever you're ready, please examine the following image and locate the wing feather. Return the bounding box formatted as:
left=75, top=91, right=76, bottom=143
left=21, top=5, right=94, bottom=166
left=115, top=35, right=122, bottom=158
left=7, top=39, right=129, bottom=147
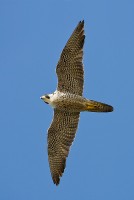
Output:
left=48, top=109, right=80, bottom=185
left=56, top=20, right=85, bottom=96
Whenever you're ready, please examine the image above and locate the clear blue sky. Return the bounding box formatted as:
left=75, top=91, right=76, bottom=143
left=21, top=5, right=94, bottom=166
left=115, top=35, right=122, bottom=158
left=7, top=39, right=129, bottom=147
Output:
left=0, top=0, right=134, bottom=199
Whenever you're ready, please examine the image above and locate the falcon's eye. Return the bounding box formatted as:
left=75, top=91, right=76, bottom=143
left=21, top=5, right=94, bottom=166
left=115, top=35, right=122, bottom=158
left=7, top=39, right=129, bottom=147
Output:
left=45, top=95, right=50, bottom=99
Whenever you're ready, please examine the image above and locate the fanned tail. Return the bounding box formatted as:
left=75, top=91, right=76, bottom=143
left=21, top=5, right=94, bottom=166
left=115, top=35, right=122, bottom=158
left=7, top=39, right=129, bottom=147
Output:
left=84, top=100, right=113, bottom=112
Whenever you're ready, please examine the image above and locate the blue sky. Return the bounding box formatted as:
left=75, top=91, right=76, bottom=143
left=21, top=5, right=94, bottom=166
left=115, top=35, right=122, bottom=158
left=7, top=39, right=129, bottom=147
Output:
left=0, top=0, right=134, bottom=199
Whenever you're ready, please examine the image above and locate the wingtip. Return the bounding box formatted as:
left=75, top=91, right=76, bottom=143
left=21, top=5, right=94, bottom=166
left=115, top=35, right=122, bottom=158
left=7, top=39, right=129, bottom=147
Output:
left=79, top=20, right=84, bottom=25
left=76, top=20, right=84, bottom=34
left=53, top=176, right=60, bottom=186
left=81, top=19, right=84, bottom=24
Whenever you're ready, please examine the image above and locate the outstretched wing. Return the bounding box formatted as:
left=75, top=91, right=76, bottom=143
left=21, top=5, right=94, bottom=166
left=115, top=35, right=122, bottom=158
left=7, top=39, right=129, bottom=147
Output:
left=56, top=20, right=85, bottom=96
left=48, top=109, right=80, bottom=185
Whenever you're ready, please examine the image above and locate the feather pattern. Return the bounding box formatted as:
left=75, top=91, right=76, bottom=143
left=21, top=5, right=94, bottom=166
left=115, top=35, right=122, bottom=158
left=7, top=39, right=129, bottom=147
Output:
left=48, top=109, right=80, bottom=185
left=56, top=20, right=85, bottom=96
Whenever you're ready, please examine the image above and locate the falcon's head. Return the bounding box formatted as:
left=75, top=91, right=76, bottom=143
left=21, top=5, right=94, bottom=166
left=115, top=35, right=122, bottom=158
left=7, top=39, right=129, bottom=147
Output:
left=40, top=91, right=58, bottom=108
left=40, top=94, right=51, bottom=104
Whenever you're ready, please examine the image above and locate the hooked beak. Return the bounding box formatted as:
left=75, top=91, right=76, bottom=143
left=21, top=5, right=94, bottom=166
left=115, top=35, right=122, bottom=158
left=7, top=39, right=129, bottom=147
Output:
left=40, top=95, right=45, bottom=100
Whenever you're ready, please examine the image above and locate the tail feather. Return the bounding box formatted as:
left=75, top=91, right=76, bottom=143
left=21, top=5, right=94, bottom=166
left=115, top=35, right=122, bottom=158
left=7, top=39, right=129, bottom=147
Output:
left=84, top=100, right=113, bottom=112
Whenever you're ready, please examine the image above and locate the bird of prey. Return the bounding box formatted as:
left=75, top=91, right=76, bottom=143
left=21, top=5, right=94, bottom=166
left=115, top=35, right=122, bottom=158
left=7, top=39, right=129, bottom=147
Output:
left=40, top=20, right=113, bottom=185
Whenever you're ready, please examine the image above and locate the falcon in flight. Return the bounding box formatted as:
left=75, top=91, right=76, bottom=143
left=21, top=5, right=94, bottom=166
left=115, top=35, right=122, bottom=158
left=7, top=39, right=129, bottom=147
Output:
left=40, top=20, right=113, bottom=185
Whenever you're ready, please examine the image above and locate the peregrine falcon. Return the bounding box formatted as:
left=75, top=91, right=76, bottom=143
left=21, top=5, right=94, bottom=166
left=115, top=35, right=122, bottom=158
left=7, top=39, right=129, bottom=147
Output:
left=40, top=20, right=113, bottom=185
